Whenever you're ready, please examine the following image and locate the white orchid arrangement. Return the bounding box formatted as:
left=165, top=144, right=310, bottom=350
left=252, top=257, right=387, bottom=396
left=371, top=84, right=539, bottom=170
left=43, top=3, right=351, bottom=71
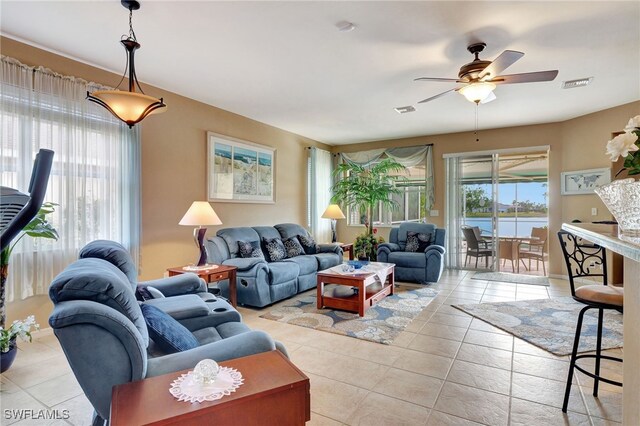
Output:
left=606, top=115, right=640, bottom=176
left=1, top=315, right=39, bottom=353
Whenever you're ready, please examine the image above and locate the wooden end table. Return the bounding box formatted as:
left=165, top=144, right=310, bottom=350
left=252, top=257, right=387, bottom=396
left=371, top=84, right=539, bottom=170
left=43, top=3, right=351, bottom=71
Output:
left=317, top=263, right=395, bottom=317
left=338, top=242, right=354, bottom=260
left=167, top=264, right=237, bottom=307
left=110, top=350, right=310, bottom=425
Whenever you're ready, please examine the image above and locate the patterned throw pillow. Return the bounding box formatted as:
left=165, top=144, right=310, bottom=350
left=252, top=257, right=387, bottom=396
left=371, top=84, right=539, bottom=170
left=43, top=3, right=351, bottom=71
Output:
left=262, top=237, right=287, bottom=262
left=405, top=231, right=433, bottom=253
left=283, top=236, right=305, bottom=258
left=298, top=233, right=317, bottom=255
left=238, top=241, right=264, bottom=259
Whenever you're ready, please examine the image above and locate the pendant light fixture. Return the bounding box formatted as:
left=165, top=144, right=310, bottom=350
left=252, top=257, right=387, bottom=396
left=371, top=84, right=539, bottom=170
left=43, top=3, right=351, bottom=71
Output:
left=87, top=0, right=166, bottom=128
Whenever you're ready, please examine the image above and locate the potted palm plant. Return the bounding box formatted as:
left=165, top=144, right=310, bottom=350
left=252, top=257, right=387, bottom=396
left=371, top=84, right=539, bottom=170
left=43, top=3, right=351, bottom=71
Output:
left=331, top=158, right=406, bottom=259
left=0, top=202, right=58, bottom=372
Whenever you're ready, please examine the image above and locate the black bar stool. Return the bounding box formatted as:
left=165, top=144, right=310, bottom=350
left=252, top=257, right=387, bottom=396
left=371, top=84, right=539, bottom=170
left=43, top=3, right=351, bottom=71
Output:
left=557, top=231, right=623, bottom=413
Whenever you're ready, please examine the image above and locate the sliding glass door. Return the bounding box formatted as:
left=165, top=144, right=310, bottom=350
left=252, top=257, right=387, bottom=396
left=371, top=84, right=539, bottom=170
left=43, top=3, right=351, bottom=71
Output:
left=445, top=154, right=499, bottom=270
left=445, top=147, right=549, bottom=273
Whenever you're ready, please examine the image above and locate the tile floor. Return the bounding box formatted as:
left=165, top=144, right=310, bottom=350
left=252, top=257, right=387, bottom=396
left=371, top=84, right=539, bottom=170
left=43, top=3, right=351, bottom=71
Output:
left=0, top=270, right=623, bottom=425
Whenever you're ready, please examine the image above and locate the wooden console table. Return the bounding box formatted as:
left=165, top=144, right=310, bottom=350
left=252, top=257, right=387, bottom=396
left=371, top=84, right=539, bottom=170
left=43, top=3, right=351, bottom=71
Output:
left=167, top=264, right=237, bottom=307
left=562, top=223, right=640, bottom=425
left=111, top=350, right=310, bottom=425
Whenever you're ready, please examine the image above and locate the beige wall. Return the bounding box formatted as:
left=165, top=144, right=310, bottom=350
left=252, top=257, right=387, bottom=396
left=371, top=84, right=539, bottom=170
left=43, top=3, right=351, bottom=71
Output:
left=334, top=101, right=640, bottom=277
left=3, top=35, right=638, bottom=326
left=2, top=37, right=329, bottom=325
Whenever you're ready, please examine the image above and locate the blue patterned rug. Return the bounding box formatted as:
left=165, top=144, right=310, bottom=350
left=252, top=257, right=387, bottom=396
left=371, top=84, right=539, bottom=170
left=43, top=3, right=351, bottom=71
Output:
left=454, top=297, right=623, bottom=356
left=260, top=285, right=438, bottom=345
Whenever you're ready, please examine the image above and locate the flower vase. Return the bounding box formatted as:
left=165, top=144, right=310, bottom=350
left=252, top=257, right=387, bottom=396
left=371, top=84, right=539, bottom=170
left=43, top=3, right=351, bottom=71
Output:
left=1, top=337, right=17, bottom=373
left=594, top=178, right=640, bottom=242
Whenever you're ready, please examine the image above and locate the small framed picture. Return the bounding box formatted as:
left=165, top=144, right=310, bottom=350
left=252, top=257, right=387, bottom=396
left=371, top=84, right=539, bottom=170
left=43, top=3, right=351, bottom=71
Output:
left=560, top=168, right=611, bottom=195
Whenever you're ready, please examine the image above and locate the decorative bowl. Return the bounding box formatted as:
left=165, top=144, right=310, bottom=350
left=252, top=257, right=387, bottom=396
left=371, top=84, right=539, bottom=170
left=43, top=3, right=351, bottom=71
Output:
left=347, top=260, right=369, bottom=269
left=594, top=178, right=640, bottom=241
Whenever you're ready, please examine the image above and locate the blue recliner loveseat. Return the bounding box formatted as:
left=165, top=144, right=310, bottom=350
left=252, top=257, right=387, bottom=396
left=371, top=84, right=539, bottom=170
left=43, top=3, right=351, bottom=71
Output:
left=48, top=256, right=284, bottom=425
left=377, top=222, right=446, bottom=284
left=78, top=240, right=234, bottom=330
left=206, top=223, right=343, bottom=307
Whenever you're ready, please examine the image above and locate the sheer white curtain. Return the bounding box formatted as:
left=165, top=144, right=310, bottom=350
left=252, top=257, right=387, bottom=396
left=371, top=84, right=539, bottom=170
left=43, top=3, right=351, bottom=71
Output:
left=308, top=147, right=333, bottom=242
left=1, top=56, right=141, bottom=301
left=444, top=156, right=464, bottom=269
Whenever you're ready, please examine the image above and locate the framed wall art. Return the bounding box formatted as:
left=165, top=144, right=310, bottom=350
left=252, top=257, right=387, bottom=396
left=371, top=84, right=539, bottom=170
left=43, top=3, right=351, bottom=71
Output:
left=207, top=132, right=275, bottom=203
left=560, top=167, right=611, bottom=195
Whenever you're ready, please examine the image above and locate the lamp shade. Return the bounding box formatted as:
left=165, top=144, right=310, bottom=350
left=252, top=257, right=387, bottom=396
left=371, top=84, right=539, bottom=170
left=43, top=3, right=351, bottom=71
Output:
left=321, top=204, right=346, bottom=220
left=179, top=202, right=222, bottom=226
left=459, top=82, right=496, bottom=103
left=88, top=90, right=166, bottom=127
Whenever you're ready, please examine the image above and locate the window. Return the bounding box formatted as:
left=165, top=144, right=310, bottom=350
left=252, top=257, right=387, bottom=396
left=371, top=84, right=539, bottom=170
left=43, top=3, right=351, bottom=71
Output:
left=1, top=57, right=140, bottom=301
left=347, top=163, right=428, bottom=226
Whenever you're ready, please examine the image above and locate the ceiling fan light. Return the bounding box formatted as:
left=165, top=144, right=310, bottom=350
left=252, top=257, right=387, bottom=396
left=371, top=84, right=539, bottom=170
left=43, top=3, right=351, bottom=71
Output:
left=459, top=82, right=496, bottom=103
left=88, top=90, right=166, bottom=127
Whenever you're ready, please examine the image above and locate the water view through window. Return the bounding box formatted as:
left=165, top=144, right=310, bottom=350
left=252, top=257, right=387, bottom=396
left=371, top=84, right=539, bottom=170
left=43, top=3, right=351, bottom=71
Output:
left=463, top=181, right=548, bottom=237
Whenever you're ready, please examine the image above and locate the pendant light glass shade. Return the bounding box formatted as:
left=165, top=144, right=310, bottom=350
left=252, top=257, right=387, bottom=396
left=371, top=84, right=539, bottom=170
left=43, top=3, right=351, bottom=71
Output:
left=86, top=1, right=166, bottom=128
left=459, top=82, right=496, bottom=103
left=87, top=90, right=165, bottom=127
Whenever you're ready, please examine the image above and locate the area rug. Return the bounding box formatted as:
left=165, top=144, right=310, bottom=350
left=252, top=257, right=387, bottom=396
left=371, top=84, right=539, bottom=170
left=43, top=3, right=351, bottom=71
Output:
left=454, top=297, right=623, bottom=356
left=260, top=285, right=438, bottom=345
left=473, top=271, right=550, bottom=286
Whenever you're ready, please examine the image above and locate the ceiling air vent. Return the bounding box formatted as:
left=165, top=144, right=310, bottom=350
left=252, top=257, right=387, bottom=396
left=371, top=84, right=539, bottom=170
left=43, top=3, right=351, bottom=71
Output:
left=394, top=106, right=415, bottom=114
left=562, top=77, right=593, bottom=89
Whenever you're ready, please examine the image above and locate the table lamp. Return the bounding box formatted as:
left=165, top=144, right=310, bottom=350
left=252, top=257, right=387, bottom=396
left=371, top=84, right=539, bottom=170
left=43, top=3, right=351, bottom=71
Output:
left=179, top=201, right=222, bottom=268
left=321, top=204, right=345, bottom=243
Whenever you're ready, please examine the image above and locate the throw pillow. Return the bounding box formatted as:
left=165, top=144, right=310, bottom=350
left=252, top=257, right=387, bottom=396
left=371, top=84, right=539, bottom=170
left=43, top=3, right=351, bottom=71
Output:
left=140, top=304, right=199, bottom=353
left=405, top=231, right=433, bottom=253
left=283, top=236, right=305, bottom=258
left=238, top=240, right=264, bottom=259
left=298, top=233, right=317, bottom=255
left=262, top=237, right=286, bottom=262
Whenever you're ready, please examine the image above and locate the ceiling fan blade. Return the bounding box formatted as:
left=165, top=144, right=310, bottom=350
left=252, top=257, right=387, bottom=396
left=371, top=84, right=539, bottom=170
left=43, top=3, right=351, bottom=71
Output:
left=492, top=70, right=559, bottom=84
left=418, top=88, right=457, bottom=104
left=479, top=50, right=524, bottom=80
left=414, top=77, right=464, bottom=83
left=480, top=92, right=496, bottom=104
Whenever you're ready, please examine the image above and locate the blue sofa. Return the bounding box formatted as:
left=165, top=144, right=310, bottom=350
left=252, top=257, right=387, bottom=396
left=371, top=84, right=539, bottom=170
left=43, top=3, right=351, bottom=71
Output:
left=206, top=223, right=343, bottom=307
left=377, top=222, right=446, bottom=284
left=48, top=257, right=283, bottom=426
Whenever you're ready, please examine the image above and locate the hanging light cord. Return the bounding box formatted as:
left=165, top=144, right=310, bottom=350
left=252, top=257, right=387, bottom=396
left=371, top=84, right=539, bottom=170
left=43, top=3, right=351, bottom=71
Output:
left=126, top=7, right=137, bottom=42
left=474, top=102, right=480, bottom=142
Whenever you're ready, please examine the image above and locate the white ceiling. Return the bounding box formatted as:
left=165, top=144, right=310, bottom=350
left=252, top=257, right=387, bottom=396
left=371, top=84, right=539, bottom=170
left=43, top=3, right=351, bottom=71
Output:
left=2, top=1, right=639, bottom=145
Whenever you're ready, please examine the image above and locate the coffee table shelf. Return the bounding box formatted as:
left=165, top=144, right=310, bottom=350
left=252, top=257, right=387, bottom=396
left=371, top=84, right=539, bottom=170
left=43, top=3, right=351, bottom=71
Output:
left=316, top=263, right=395, bottom=317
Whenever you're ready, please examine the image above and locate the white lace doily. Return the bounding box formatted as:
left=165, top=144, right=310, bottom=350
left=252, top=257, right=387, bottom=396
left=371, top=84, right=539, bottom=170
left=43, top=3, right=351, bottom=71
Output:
left=169, top=366, right=244, bottom=403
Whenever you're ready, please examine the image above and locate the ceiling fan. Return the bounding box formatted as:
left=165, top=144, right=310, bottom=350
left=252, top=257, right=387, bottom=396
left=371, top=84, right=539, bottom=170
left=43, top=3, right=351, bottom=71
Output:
left=415, top=42, right=558, bottom=104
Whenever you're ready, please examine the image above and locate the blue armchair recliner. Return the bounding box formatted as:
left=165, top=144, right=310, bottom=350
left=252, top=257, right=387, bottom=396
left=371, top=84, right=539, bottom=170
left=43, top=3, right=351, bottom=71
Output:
left=48, top=256, right=285, bottom=426
left=377, top=222, right=446, bottom=284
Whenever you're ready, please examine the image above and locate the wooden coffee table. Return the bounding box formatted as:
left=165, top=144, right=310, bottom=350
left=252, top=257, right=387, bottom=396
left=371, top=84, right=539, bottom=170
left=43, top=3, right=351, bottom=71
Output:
left=316, top=262, right=395, bottom=317
left=110, top=350, right=309, bottom=425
